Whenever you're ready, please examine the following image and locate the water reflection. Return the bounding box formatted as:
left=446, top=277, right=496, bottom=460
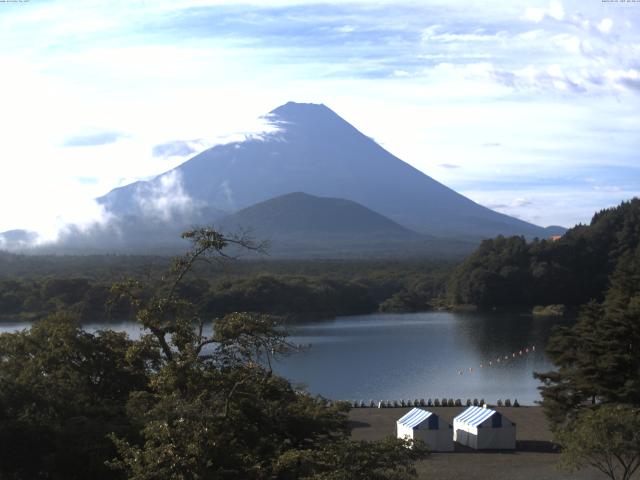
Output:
left=0, top=311, right=571, bottom=404
left=277, top=312, right=572, bottom=405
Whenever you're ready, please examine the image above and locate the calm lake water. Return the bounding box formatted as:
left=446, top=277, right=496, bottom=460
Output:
left=0, top=311, right=570, bottom=405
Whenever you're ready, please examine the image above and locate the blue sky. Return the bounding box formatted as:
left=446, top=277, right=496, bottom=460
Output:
left=0, top=0, right=639, bottom=238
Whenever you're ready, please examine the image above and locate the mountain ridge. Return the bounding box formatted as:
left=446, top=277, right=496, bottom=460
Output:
left=219, top=191, right=420, bottom=236
left=216, top=191, right=474, bottom=258
left=1, top=102, right=568, bottom=256
left=97, top=101, right=559, bottom=240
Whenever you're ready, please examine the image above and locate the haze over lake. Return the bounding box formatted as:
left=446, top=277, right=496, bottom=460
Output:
left=1, top=311, right=567, bottom=405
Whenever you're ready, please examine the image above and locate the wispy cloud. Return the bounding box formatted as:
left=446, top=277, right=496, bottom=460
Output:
left=0, top=0, right=638, bottom=231
left=75, top=177, right=99, bottom=185
left=133, top=171, right=194, bottom=221
left=152, top=140, right=200, bottom=158
left=63, top=131, right=128, bottom=147
left=524, top=0, right=565, bottom=23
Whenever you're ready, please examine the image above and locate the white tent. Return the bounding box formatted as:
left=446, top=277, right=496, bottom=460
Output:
left=396, top=408, right=454, bottom=452
left=453, top=406, right=516, bottom=450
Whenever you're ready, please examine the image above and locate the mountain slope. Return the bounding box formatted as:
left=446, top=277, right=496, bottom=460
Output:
left=220, top=192, right=420, bottom=237
left=98, top=102, right=557, bottom=240
left=217, top=192, right=473, bottom=257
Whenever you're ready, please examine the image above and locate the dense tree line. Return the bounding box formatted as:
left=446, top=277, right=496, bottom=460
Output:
left=0, top=228, right=428, bottom=479
left=0, top=264, right=453, bottom=323
left=534, top=249, right=640, bottom=479
left=535, top=244, right=640, bottom=426
left=447, top=199, right=640, bottom=309
left=0, top=251, right=453, bottom=283
left=531, top=201, right=640, bottom=479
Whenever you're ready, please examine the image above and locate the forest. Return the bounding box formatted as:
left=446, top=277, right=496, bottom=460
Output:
left=0, top=255, right=453, bottom=323
left=446, top=199, right=640, bottom=309
left=3, top=199, right=640, bottom=324
left=0, top=228, right=430, bottom=479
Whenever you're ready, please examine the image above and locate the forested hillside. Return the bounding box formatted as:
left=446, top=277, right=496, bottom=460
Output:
left=447, top=199, right=640, bottom=309
left=0, top=257, right=453, bottom=322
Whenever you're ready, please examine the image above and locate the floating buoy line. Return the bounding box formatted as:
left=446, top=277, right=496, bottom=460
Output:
left=456, top=345, right=536, bottom=376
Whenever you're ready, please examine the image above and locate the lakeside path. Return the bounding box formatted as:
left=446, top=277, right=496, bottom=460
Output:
left=349, top=407, right=603, bottom=480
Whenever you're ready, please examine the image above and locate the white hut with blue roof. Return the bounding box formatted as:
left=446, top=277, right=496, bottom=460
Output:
left=453, top=405, right=516, bottom=450
left=396, top=408, right=454, bottom=452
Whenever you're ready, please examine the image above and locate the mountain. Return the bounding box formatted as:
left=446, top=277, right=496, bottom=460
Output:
left=98, top=102, right=560, bottom=240
left=220, top=192, right=418, bottom=238
left=215, top=192, right=474, bottom=257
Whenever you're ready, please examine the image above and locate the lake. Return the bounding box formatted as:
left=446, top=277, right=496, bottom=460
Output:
left=0, top=311, right=570, bottom=405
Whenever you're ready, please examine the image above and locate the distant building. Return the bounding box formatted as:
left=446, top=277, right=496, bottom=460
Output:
left=549, top=235, right=562, bottom=242
left=396, top=408, right=454, bottom=452
left=453, top=406, right=516, bottom=450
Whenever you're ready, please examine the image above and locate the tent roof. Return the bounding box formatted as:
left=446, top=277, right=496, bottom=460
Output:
left=454, top=406, right=498, bottom=427
left=397, top=408, right=433, bottom=429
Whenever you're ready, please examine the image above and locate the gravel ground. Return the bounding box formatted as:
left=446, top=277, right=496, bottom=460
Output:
left=349, top=407, right=608, bottom=480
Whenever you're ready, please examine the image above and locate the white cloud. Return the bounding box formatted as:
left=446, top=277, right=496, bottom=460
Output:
left=597, top=18, right=613, bottom=34
left=604, top=68, right=640, bottom=92
left=133, top=171, right=194, bottom=221
left=524, top=0, right=565, bottom=23
left=511, top=197, right=533, bottom=208
left=335, top=25, right=356, bottom=33
left=0, top=0, right=638, bottom=233
left=552, top=33, right=581, bottom=54
left=518, top=29, right=545, bottom=41
left=421, top=25, right=507, bottom=43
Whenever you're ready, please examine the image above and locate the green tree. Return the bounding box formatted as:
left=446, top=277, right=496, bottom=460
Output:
left=556, top=405, right=640, bottom=480
left=107, top=228, right=428, bottom=479
left=0, top=228, right=429, bottom=479
left=535, top=247, right=640, bottom=428
left=447, top=198, right=640, bottom=309
left=0, top=313, right=156, bottom=479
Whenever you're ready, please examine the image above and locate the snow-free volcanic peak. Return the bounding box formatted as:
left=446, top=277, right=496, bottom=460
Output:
left=97, top=101, right=560, bottom=242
